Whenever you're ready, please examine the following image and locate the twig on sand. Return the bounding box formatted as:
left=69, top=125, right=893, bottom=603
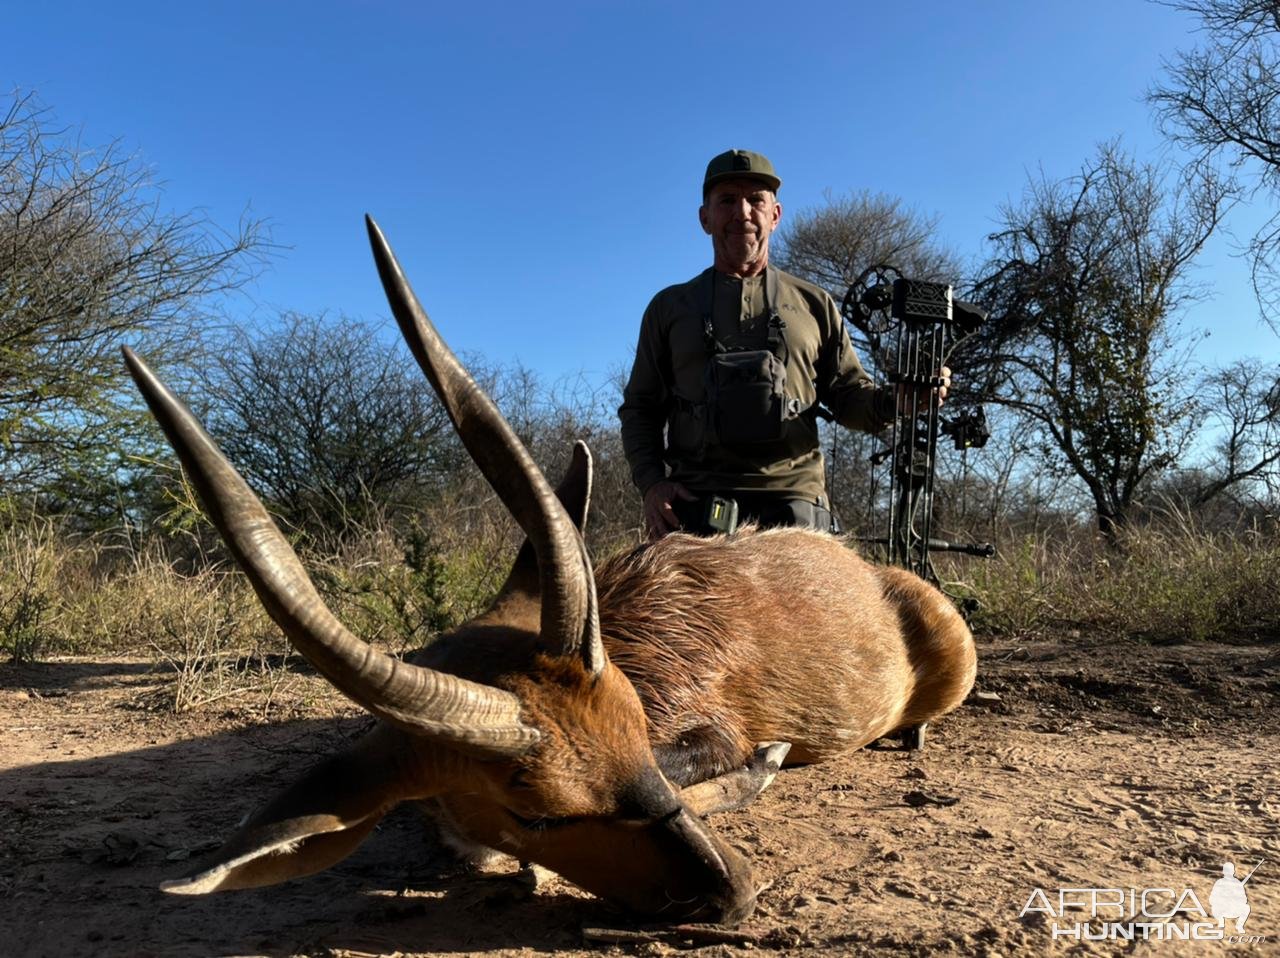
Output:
left=582, top=923, right=762, bottom=947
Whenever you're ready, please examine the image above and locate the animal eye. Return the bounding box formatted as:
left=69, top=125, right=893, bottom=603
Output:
left=610, top=815, right=654, bottom=828
left=507, top=809, right=577, bottom=832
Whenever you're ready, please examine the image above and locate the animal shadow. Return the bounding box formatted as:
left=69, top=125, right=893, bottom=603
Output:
left=2, top=702, right=608, bottom=958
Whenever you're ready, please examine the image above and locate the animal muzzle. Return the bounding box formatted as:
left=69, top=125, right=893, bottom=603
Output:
left=622, top=808, right=757, bottom=925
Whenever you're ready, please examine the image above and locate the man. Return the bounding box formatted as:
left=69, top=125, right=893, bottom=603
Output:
left=619, top=148, right=947, bottom=538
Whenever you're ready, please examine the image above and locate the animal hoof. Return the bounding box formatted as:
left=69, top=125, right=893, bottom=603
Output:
left=514, top=861, right=553, bottom=891
left=485, top=862, right=554, bottom=904
left=750, top=742, right=791, bottom=793
left=903, top=723, right=927, bottom=751
left=751, top=741, right=791, bottom=773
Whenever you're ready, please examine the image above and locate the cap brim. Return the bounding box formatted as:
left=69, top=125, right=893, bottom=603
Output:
left=703, top=171, right=781, bottom=194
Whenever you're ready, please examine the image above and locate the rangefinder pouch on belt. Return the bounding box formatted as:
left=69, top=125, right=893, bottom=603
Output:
left=700, top=267, right=807, bottom=447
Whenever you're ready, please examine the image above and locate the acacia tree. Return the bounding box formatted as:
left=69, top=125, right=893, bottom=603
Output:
left=0, top=92, right=269, bottom=517
left=971, top=144, right=1228, bottom=540
left=199, top=312, right=462, bottom=536
left=1150, top=0, right=1280, bottom=327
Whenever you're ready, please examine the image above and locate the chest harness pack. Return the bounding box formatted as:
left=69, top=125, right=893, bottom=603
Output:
left=692, top=266, right=812, bottom=447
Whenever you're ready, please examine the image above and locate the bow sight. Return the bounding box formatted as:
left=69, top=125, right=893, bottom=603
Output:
left=841, top=265, right=994, bottom=584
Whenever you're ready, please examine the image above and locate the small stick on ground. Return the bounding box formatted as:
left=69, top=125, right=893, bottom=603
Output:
left=582, top=924, right=762, bottom=947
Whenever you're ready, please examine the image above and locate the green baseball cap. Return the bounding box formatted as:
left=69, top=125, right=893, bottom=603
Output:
left=702, top=149, right=781, bottom=196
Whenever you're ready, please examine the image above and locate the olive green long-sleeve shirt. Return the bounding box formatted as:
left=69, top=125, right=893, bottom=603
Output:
left=619, top=267, right=894, bottom=501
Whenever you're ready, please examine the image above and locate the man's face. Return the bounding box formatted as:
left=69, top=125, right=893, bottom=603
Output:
left=699, top=178, right=782, bottom=275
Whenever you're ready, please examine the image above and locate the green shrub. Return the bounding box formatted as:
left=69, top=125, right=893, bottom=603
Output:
left=0, top=516, right=61, bottom=662
left=311, top=521, right=460, bottom=651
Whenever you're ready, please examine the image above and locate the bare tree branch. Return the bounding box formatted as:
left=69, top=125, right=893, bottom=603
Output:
left=970, top=143, right=1226, bottom=540
left=1150, top=0, right=1280, bottom=328
left=198, top=312, right=461, bottom=538
left=0, top=91, right=273, bottom=517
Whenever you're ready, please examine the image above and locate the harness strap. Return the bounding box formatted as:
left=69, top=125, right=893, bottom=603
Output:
left=686, top=267, right=817, bottom=421
left=698, top=267, right=786, bottom=355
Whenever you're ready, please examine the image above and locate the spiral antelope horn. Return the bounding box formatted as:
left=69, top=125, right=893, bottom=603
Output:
left=123, top=346, right=540, bottom=756
left=365, top=215, right=605, bottom=676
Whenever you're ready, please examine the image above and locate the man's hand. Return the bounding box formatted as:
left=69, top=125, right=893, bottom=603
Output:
left=643, top=480, right=697, bottom=539
left=897, top=365, right=951, bottom=413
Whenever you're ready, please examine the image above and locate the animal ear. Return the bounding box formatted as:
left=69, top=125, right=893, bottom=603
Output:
left=162, top=729, right=412, bottom=894
left=491, top=441, right=593, bottom=607
left=555, top=441, right=593, bottom=532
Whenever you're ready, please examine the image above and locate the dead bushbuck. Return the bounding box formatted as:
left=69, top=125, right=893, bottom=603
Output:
left=122, top=215, right=976, bottom=924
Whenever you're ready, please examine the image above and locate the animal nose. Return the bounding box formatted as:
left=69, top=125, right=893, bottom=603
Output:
left=661, top=808, right=757, bottom=924
left=699, top=875, right=758, bottom=926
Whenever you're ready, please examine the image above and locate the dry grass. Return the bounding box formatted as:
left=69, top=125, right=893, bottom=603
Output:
left=0, top=517, right=294, bottom=710
left=0, top=504, right=520, bottom=709
left=953, top=507, right=1280, bottom=643
left=5, top=501, right=1276, bottom=710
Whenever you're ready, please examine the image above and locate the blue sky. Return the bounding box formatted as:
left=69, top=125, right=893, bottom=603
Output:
left=7, top=0, right=1274, bottom=385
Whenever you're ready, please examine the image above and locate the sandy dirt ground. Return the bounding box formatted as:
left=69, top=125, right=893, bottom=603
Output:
left=2, top=632, right=1277, bottom=958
